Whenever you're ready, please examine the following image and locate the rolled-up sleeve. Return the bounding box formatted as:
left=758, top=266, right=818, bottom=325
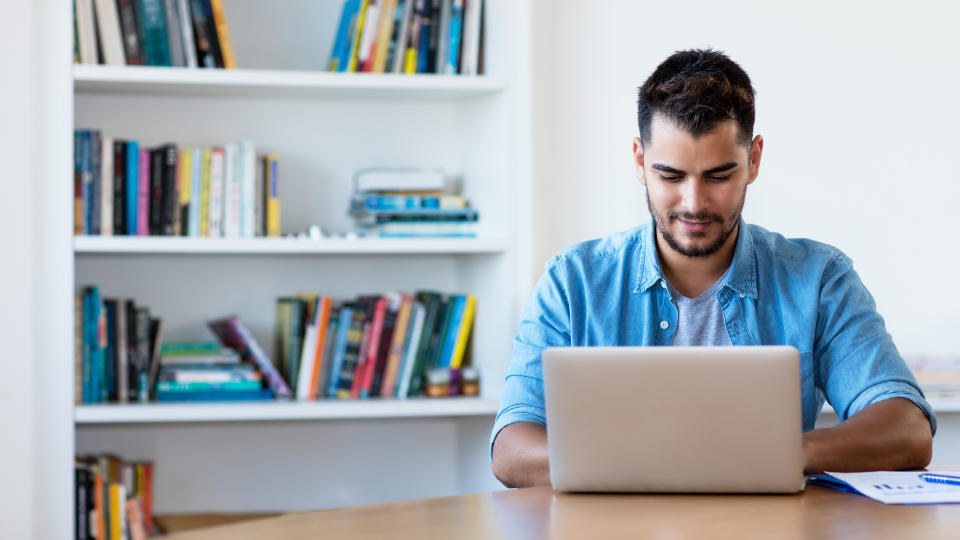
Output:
left=814, top=253, right=937, bottom=435
left=490, top=258, right=572, bottom=458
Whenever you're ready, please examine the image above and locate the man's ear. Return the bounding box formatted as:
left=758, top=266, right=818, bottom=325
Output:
left=747, top=134, right=764, bottom=185
left=633, top=137, right=646, bottom=186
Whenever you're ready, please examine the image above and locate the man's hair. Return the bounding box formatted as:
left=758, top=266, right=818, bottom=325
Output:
left=637, top=49, right=756, bottom=147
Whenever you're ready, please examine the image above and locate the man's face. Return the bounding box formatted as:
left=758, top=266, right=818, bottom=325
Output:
left=633, top=115, right=763, bottom=258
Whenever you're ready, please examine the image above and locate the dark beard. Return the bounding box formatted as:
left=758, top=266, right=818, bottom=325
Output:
left=646, top=190, right=745, bottom=258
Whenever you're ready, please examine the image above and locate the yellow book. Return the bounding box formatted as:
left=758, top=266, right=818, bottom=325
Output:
left=404, top=47, right=417, bottom=74
left=109, top=483, right=124, bottom=540
left=346, top=0, right=370, bottom=72
left=265, top=154, right=281, bottom=237
left=177, top=149, right=191, bottom=235
left=449, top=294, right=476, bottom=368
left=200, top=148, right=211, bottom=237
left=371, top=0, right=398, bottom=72
left=209, top=0, right=236, bottom=69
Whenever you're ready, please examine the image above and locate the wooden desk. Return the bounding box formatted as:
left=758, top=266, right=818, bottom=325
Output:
left=164, top=483, right=960, bottom=540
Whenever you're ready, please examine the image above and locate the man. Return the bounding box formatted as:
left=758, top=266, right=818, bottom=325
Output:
left=491, top=49, right=935, bottom=489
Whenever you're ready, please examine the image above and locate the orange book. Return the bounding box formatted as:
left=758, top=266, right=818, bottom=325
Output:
left=381, top=293, right=413, bottom=396
left=126, top=498, right=148, bottom=540
left=93, top=471, right=106, bottom=540
left=308, top=296, right=333, bottom=399
left=209, top=0, right=236, bottom=69
left=143, top=463, right=154, bottom=536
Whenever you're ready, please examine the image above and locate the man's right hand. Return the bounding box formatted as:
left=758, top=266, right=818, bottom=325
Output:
left=491, top=422, right=551, bottom=488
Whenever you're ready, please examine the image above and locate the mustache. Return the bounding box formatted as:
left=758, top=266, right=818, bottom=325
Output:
left=669, top=212, right=723, bottom=223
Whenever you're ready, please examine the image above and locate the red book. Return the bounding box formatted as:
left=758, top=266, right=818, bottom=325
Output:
left=350, top=321, right=373, bottom=398
left=137, top=148, right=150, bottom=235
left=357, top=296, right=388, bottom=397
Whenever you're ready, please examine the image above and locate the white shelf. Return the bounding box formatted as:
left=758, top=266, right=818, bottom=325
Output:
left=74, top=397, right=499, bottom=424
left=73, top=65, right=505, bottom=100
left=73, top=236, right=507, bottom=255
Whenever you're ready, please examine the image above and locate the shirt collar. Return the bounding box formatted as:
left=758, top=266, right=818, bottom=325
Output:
left=634, top=217, right=758, bottom=299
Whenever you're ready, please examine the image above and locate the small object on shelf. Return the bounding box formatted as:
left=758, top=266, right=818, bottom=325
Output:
left=460, top=366, right=479, bottom=396
left=424, top=367, right=451, bottom=398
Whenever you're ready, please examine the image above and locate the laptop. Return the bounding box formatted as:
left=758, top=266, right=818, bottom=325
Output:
left=542, top=346, right=805, bottom=493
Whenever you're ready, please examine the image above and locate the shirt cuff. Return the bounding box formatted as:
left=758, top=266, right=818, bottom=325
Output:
left=489, top=404, right=546, bottom=460
left=844, top=380, right=938, bottom=436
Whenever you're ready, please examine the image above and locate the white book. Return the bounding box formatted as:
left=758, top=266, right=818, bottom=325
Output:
left=296, top=323, right=318, bottom=400
left=208, top=149, right=225, bottom=237
left=460, top=0, right=482, bottom=75
left=354, top=168, right=446, bottom=192
left=188, top=148, right=202, bottom=237
left=356, top=1, right=382, bottom=71
left=175, top=0, right=198, bottom=68
left=397, top=301, right=425, bottom=398
left=93, top=0, right=125, bottom=65
left=223, top=142, right=241, bottom=237
left=163, top=0, right=185, bottom=67
left=241, top=141, right=257, bottom=237
left=100, top=135, right=113, bottom=236
left=76, top=0, right=99, bottom=64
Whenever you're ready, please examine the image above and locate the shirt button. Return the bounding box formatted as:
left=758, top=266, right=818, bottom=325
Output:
left=659, top=321, right=670, bottom=330
left=739, top=293, right=746, bottom=298
left=660, top=281, right=667, bottom=289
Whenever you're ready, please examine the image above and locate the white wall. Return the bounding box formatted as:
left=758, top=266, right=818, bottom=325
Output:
left=0, top=0, right=73, bottom=538
left=529, top=0, right=960, bottom=361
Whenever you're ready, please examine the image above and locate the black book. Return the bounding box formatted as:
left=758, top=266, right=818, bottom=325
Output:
left=426, top=0, right=441, bottom=73
left=91, top=131, right=102, bottom=235
left=116, top=0, right=144, bottom=65
left=409, top=291, right=443, bottom=396
left=112, top=140, right=127, bottom=235
left=135, top=307, right=152, bottom=402
left=189, top=0, right=216, bottom=67
left=74, top=466, right=91, bottom=540
left=147, top=317, right=164, bottom=400
left=370, top=296, right=399, bottom=396
left=149, top=147, right=165, bottom=235
left=161, top=143, right=178, bottom=236
left=126, top=300, right=139, bottom=401
left=103, top=299, right=119, bottom=402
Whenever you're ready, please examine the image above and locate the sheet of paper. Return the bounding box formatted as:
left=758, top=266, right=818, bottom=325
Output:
left=824, top=470, right=960, bottom=504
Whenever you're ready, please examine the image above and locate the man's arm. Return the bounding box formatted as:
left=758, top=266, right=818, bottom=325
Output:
left=803, top=397, right=933, bottom=474
left=491, top=422, right=551, bottom=488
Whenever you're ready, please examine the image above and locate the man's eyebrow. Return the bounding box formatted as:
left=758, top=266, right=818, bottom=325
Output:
left=650, top=162, right=739, bottom=176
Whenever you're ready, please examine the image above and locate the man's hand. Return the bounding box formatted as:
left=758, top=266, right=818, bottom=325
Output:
left=803, top=397, right=933, bottom=474
left=491, top=422, right=551, bottom=488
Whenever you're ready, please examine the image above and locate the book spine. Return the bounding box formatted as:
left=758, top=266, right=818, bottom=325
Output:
left=346, top=0, right=370, bottom=72
left=287, top=299, right=305, bottom=392
left=445, top=0, right=463, bottom=74
left=370, top=295, right=399, bottom=396
left=410, top=293, right=444, bottom=395
left=242, top=141, right=256, bottom=237
left=176, top=0, right=198, bottom=67
left=329, top=0, right=358, bottom=71
left=91, top=132, right=101, bottom=235
left=393, top=0, right=415, bottom=72
left=199, top=148, right=211, bottom=236
left=384, top=0, right=406, bottom=71
left=222, top=143, right=239, bottom=237
left=94, top=0, right=126, bottom=65
left=403, top=0, right=424, bottom=73
left=135, top=307, right=151, bottom=402
left=126, top=141, right=139, bottom=235
left=415, top=2, right=431, bottom=73
left=137, top=148, right=150, bottom=235
left=116, top=0, right=143, bottom=64
left=201, top=0, right=225, bottom=67
left=163, top=144, right=178, bottom=235
left=308, top=296, right=333, bottom=399
left=326, top=307, right=353, bottom=397
left=116, top=299, right=129, bottom=403
left=112, top=140, right=126, bottom=235
left=104, top=300, right=117, bottom=401
left=435, top=295, right=464, bottom=368
left=163, top=0, right=186, bottom=66
left=460, top=0, right=481, bottom=75
left=336, top=307, right=365, bottom=398
left=74, top=131, right=83, bottom=235
left=371, top=0, right=397, bottom=72
left=397, top=301, right=425, bottom=397
left=177, top=148, right=191, bottom=236
left=382, top=293, right=413, bottom=396
left=357, top=0, right=381, bottom=72
left=426, top=0, right=440, bottom=73
left=188, top=0, right=216, bottom=67
left=355, top=297, right=383, bottom=397
left=149, top=148, right=164, bottom=235
left=208, top=147, right=225, bottom=237
left=207, top=316, right=291, bottom=398
left=448, top=294, right=475, bottom=368
left=76, top=0, right=100, bottom=64
left=79, top=131, right=93, bottom=235
left=265, top=153, right=281, bottom=237
left=137, top=0, right=172, bottom=66
left=101, top=136, right=114, bottom=236
left=208, top=0, right=235, bottom=68
left=189, top=147, right=202, bottom=236
left=435, top=0, right=450, bottom=75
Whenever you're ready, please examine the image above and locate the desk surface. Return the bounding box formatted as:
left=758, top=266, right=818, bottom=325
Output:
left=165, top=482, right=960, bottom=540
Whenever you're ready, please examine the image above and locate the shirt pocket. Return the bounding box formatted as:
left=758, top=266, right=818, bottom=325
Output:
left=798, top=350, right=817, bottom=430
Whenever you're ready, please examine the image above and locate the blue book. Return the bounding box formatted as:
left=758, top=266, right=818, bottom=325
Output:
left=136, top=0, right=172, bottom=66
left=126, top=141, right=139, bottom=235
left=155, top=388, right=274, bottom=402
left=77, top=130, right=93, bottom=235
left=82, top=290, right=92, bottom=403
left=326, top=306, right=353, bottom=398
left=330, top=0, right=360, bottom=72
left=446, top=0, right=463, bottom=74
left=435, top=295, right=465, bottom=368
left=416, top=7, right=432, bottom=73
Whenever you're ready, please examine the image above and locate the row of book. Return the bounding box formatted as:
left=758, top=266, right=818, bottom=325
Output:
left=74, top=130, right=281, bottom=238
left=274, top=290, right=477, bottom=400
left=74, top=456, right=154, bottom=540
left=328, top=0, right=485, bottom=75
left=74, top=0, right=235, bottom=68
left=349, top=168, right=479, bottom=237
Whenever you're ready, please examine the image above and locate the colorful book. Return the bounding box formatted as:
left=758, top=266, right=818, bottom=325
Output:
left=392, top=0, right=415, bottom=72
left=326, top=306, right=353, bottom=397
left=435, top=294, right=465, bottom=367
left=335, top=303, right=368, bottom=398
left=346, top=0, right=370, bottom=72
left=155, top=388, right=273, bottom=401
left=208, top=316, right=291, bottom=398
left=308, top=296, right=334, bottom=399
left=177, top=148, right=192, bottom=236
left=396, top=300, right=425, bottom=397
left=444, top=0, right=463, bottom=74
left=409, top=292, right=445, bottom=395
left=188, top=0, right=217, bottom=67
left=381, top=292, right=413, bottom=396
left=448, top=294, right=475, bottom=368
left=356, top=0, right=381, bottom=72
left=357, top=295, right=388, bottom=397
left=208, top=147, right=225, bottom=237
left=264, top=153, right=281, bottom=236
left=329, top=0, right=361, bottom=71
left=371, top=0, right=398, bottom=72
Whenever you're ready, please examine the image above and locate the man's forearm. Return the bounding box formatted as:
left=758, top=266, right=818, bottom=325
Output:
left=491, top=422, right=551, bottom=488
left=803, top=397, right=933, bottom=474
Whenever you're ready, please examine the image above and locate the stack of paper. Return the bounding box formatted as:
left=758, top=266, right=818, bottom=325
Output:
left=810, top=471, right=960, bottom=504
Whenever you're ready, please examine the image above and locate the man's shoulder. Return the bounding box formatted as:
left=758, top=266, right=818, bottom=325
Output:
left=746, top=223, right=851, bottom=271
left=546, top=224, right=649, bottom=271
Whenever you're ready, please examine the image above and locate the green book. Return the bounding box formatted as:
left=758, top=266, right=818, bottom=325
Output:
left=155, top=380, right=263, bottom=392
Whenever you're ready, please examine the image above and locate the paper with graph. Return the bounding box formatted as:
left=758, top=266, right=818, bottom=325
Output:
left=818, top=471, right=960, bottom=504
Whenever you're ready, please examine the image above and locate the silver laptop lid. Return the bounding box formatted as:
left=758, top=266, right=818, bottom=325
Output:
left=543, top=346, right=804, bottom=493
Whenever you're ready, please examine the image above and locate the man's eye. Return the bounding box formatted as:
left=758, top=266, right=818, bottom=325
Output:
left=708, top=175, right=732, bottom=182
left=659, top=175, right=682, bottom=182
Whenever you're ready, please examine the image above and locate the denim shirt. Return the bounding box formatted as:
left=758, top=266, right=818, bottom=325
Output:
left=491, top=219, right=936, bottom=454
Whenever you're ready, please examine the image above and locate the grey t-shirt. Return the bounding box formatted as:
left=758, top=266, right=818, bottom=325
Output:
left=664, top=268, right=733, bottom=346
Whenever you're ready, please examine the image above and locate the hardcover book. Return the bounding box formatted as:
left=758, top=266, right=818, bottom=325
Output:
left=208, top=316, right=291, bottom=398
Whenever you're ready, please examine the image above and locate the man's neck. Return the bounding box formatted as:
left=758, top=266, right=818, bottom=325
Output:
left=656, top=222, right=739, bottom=298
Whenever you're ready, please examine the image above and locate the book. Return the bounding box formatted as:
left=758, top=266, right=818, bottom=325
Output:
left=136, top=0, right=173, bottom=66
left=326, top=306, right=353, bottom=398
left=316, top=309, right=341, bottom=398
left=189, top=0, right=217, bottom=67
left=274, top=298, right=293, bottom=383
left=396, top=300, right=425, bottom=397
left=459, top=0, right=482, bottom=75
left=116, top=0, right=143, bottom=64
left=264, top=153, right=281, bottom=237
left=392, top=0, right=415, bottom=73
left=356, top=0, right=381, bottom=72
left=115, top=299, right=129, bottom=403
left=155, top=388, right=273, bottom=401
left=146, top=317, right=164, bottom=400
left=308, top=296, right=334, bottom=399
left=201, top=0, right=225, bottom=67
left=137, top=147, right=150, bottom=235
left=100, top=135, right=114, bottom=236
left=175, top=0, right=198, bottom=67
left=223, top=142, right=240, bottom=237
left=434, top=294, right=464, bottom=367
left=93, top=0, right=126, bottom=65
left=112, top=140, right=126, bottom=235
left=208, top=147, right=225, bottom=237
left=444, top=0, right=463, bottom=74
left=384, top=0, right=407, bottom=71
left=103, top=299, right=118, bottom=401
left=403, top=0, right=424, bottom=73
left=164, top=0, right=186, bottom=66
left=199, top=147, right=211, bottom=236
left=448, top=294, right=475, bottom=368
left=208, top=316, right=291, bottom=398
left=329, top=0, right=361, bottom=72
left=162, top=144, right=178, bottom=236
left=75, top=0, right=99, bottom=64
left=90, top=132, right=101, bottom=235
left=149, top=147, right=164, bottom=235
left=126, top=141, right=139, bottom=235
left=177, top=148, right=192, bottom=235
left=208, top=0, right=236, bottom=68
left=370, top=0, right=398, bottom=72
left=356, top=295, right=387, bottom=397
left=346, top=0, right=370, bottom=72
left=241, top=141, right=257, bottom=238
left=133, top=306, right=151, bottom=401
left=189, top=147, right=202, bottom=236
left=381, top=292, right=413, bottom=396
left=335, top=303, right=368, bottom=398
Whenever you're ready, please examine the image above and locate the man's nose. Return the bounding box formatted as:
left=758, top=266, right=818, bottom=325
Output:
left=681, top=179, right=708, bottom=215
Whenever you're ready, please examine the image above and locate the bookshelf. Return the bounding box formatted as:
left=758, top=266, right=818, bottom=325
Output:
left=72, top=0, right=532, bottom=516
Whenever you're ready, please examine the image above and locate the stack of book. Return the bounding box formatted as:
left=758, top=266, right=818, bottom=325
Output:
left=73, top=130, right=281, bottom=238
left=154, top=342, right=271, bottom=402
left=74, top=0, right=235, bottom=68
left=328, top=0, right=485, bottom=75
left=76, top=287, right=162, bottom=404
left=74, top=455, right=154, bottom=540
left=275, top=290, right=477, bottom=400
left=349, top=168, right=478, bottom=237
